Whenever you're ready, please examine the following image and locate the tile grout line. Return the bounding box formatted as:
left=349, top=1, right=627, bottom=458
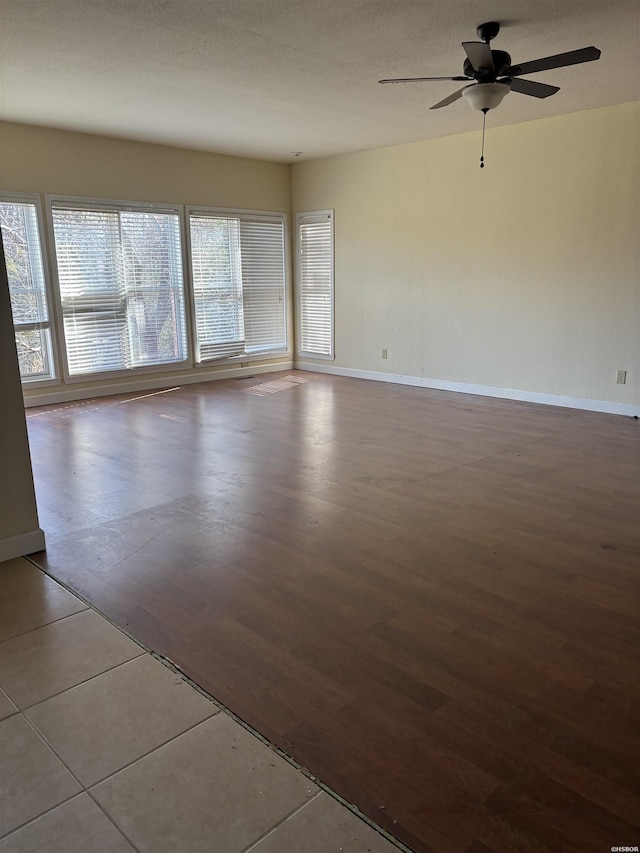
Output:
left=26, top=703, right=219, bottom=791
left=25, top=556, right=412, bottom=852
left=149, top=654, right=412, bottom=852
left=2, top=617, right=212, bottom=851
left=0, top=602, right=90, bottom=646
left=84, top=711, right=221, bottom=789
left=12, top=708, right=146, bottom=853
left=8, top=648, right=147, bottom=714
left=198, top=703, right=415, bottom=852
left=0, top=791, right=82, bottom=843
left=81, top=790, right=143, bottom=853
left=81, top=769, right=147, bottom=853
left=239, top=789, right=323, bottom=853
left=0, top=790, right=142, bottom=853
left=0, top=684, right=17, bottom=714
left=17, top=651, right=148, bottom=714
left=18, top=712, right=330, bottom=853
left=19, top=710, right=147, bottom=852
left=3, top=715, right=141, bottom=853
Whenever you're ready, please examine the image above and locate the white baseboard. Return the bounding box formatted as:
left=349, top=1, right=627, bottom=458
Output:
left=295, top=361, right=640, bottom=417
left=0, top=528, right=46, bottom=562
left=23, top=361, right=294, bottom=408
left=21, top=357, right=639, bottom=417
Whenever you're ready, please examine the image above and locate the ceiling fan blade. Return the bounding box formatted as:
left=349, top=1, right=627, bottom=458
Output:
left=462, top=41, right=494, bottom=72
left=429, top=86, right=469, bottom=110
left=379, top=76, right=469, bottom=84
left=509, top=46, right=600, bottom=77
left=507, top=77, right=560, bottom=98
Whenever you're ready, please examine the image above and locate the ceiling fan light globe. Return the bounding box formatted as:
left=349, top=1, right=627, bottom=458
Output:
left=463, top=82, right=510, bottom=111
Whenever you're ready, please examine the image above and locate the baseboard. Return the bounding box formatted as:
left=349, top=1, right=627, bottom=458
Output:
left=23, top=361, right=294, bottom=408
left=0, top=528, right=46, bottom=562
left=295, top=361, right=640, bottom=417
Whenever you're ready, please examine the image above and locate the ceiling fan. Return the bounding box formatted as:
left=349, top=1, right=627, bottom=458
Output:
left=379, top=22, right=600, bottom=166
left=379, top=22, right=601, bottom=111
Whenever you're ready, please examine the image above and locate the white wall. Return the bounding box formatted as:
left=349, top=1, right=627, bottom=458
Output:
left=292, top=102, right=639, bottom=412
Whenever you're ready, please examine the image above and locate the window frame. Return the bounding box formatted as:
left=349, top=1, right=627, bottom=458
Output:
left=185, top=205, right=290, bottom=366
left=0, top=190, right=60, bottom=385
left=45, top=194, right=194, bottom=383
left=295, top=209, right=335, bottom=361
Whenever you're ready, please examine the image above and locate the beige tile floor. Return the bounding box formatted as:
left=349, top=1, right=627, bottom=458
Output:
left=0, top=557, right=404, bottom=853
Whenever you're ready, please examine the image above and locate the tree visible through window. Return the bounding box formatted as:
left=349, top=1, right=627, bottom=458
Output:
left=2, top=195, right=290, bottom=387
left=0, top=199, right=54, bottom=381
left=51, top=204, right=188, bottom=376
left=189, top=211, right=287, bottom=362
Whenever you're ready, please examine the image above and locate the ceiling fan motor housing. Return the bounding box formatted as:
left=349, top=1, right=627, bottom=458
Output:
left=477, top=21, right=501, bottom=42
left=463, top=49, right=512, bottom=80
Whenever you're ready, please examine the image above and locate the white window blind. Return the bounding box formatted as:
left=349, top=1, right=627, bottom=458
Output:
left=296, top=211, right=334, bottom=358
left=240, top=219, right=286, bottom=354
left=51, top=204, right=188, bottom=376
left=190, top=216, right=245, bottom=361
left=189, top=212, right=286, bottom=362
left=0, top=199, right=54, bottom=381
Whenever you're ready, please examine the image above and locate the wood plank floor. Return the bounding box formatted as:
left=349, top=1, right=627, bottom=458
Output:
left=27, top=372, right=639, bottom=853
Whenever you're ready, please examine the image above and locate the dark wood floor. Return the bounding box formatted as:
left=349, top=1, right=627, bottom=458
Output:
left=27, top=372, right=639, bottom=853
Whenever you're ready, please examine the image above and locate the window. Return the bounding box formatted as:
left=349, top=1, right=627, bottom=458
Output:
left=0, top=196, right=55, bottom=381
left=188, top=211, right=287, bottom=362
left=296, top=210, right=334, bottom=359
left=51, top=202, right=188, bottom=377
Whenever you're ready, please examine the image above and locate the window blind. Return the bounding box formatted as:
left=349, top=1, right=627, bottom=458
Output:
left=189, top=212, right=287, bottom=362
left=240, top=220, right=286, bottom=354
left=0, top=199, right=54, bottom=381
left=297, top=211, right=333, bottom=358
left=190, top=215, right=245, bottom=361
left=52, top=205, right=188, bottom=376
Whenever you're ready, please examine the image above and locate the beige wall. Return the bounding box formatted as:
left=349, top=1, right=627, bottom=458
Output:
left=292, top=102, right=639, bottom=408
left=0, top=121, right=290, bottom=209
left=1, top=107, right=638, bottom=410
left=0, top=121, right=293, bottom=405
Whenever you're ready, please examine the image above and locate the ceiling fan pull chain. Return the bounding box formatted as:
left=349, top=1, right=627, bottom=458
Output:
left=480, top=108, right=488, bottom=168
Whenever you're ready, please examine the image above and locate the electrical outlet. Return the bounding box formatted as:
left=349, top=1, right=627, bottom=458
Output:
left=616, top=369, right=627, bottom=385
left=381, top=348, right=388, bottom=360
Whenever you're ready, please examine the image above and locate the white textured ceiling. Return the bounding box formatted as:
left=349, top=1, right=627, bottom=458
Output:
left=0, top=0, right=638, bottom=162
